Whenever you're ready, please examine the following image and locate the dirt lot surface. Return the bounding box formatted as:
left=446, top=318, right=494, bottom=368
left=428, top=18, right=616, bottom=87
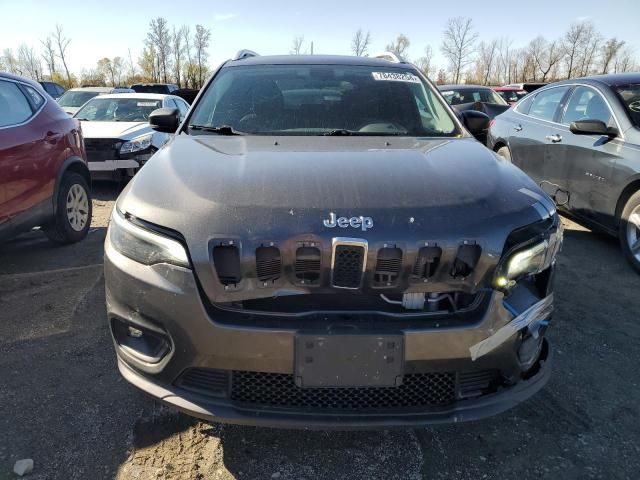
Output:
left=1, top=182, right=639, bottom=479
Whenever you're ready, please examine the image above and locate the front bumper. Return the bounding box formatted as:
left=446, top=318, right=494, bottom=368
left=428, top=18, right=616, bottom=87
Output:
left=105, top=233, right=554, bottom=429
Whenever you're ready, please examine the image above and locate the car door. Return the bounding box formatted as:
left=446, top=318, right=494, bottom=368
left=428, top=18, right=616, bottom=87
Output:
left=0, top=79, right=51, bottom=224
left=508, top=86, right=572, bottom=198
left=557, top=85, right=624, bottom=227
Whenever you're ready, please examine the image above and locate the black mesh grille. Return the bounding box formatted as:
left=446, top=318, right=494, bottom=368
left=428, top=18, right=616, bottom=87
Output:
left=458, top=370, right=500, bottom=399
left=373, top=247, right=403, bottom=286
left=451, top=244, right=482, bottom=278
left=294, top=246, right=321, bottom=284
left=231, top=371, right=456, bottom=410
left=256, top=246, right=281, bottom=283
left=84, top=138, right=122, bottom=162
left=176, top=368, right=229, bottom=397
left=332, top=245, right=365, bottom=288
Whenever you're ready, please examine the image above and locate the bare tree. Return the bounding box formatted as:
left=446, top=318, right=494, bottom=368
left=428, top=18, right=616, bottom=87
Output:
left=528, top=37, right=564, bottom=81
left=441, top=17, right=478, bottom=84
left=97, top=57, right=124, bottom=86
left=496, top=38, right=513, bottom=84
left=194, top=24, right=211, bottom=87
left=172, top=26, right=185, bottom=87
left=40, top=37, right=57, bottom=77
left=477, top=39, right=499, bottom=85
left=290, top=35, right=305, bottom=55
left=436, top=68, right=447, bottom=85
left=600, top=38, right=625, bottom=74
left=127, top=48, right=137, bottom=82
left=386, top=34, right=410, bottom=59
left=2, top=49, right=20, bottom=74
left=147, top=17, right=172, bottom=83
left=416, top=45, right=436, bottom=77
left=17, top=44, right=41, bottom=80
left=614, top=46, right=636, bottom=73
left=351, top=29, right=371, bottom=56
left=563, top=22, right=589, bottom=79
left=52, top=24, right=72, bottom=86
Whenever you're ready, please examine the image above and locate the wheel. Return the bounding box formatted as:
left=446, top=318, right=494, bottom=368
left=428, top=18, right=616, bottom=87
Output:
left=45, top=172, right=92, bottom=244
left=619, top=190, right=640, bottom=273
left=496, top=146, right=511, bottom=161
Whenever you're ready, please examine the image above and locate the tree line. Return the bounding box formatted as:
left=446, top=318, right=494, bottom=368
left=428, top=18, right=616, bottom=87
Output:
left=344, top=18, right=637, bottom=85
left=0, top=18, right=212, bottom=89
left=2, top=17, right=637, bottom=89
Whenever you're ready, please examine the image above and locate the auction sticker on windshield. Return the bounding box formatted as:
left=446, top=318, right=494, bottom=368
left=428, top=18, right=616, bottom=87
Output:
left=371, top=72, right=421, bottom=83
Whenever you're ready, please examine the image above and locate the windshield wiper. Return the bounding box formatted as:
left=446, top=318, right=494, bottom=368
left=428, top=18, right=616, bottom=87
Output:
left=189, top=124, right=244, bottom=135
left=75, top=117, right=90, bottom=121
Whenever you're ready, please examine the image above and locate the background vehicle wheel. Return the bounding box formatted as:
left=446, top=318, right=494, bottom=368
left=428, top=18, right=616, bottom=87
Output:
left=619, top=190, right=640, bottom=273
left=45, top=172, right=92, bottom=244
left=496, top=146, right=511, bottom=161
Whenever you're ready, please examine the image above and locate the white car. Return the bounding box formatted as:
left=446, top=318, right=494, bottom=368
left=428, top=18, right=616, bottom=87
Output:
left=73, top=93, right=190, bottom=179
left=57, top=86, right=135, bottom=116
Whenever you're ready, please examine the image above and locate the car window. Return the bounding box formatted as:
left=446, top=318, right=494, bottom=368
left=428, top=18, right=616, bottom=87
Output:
left=24, top=85, right=45, bottom=109
left=614, top=84, right=640, bottom=128
left=58, top=90, right=100, bottom=107
left=0, top=79, right=34, bottom=127
left=528, top=87, right=570, bottom=122
left=190, top=64, right=459, bottom=136
left=75, top=97, right=162, bottom=122
left=175, top=98, right=189, bottom=116
left=562, top=86, right=615, bottom=127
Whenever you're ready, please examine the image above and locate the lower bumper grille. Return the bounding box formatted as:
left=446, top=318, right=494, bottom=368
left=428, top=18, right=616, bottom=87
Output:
left=231, top=371, right=457, bottom=410
left=176, top=368, right=500, bottom=412
left=85, top=138, right=122, bottom=162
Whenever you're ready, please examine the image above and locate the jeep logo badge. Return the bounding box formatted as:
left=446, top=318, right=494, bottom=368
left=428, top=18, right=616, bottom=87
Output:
left=323, top=212, right=373, bottom=231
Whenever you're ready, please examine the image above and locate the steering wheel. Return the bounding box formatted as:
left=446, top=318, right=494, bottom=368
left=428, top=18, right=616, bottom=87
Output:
left=629, top=99, right=640, bottom=113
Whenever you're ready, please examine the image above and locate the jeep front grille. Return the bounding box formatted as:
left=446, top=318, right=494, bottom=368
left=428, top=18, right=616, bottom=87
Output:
left=294, top=246, right=321, bottom=284
left=213, top=244, right=242, bottom=286
left=412, top=246, right=442, bottom=280
left=255, top=246, right=281, bottom=283
left=373, top=247, right=403, bottom=286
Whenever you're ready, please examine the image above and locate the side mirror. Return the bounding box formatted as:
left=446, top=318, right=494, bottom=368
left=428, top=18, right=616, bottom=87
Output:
left=149, top=108, right=180, bottom=133
left=460, top=109, right=490, bottom=138
left=570, top=119, right=618, bottom=138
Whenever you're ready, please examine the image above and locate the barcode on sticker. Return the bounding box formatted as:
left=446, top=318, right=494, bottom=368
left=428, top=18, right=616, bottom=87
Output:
left=371, top=72, right=421, bottom=83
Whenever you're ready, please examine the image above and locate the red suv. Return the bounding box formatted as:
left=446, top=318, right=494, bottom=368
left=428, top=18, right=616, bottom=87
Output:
left=0, top=72, right=92, bottom=244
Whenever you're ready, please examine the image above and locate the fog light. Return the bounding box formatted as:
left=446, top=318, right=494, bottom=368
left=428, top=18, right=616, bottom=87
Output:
left=518, top=334, right=543, bottom=371
left=111, top=318, right=171, bottom=364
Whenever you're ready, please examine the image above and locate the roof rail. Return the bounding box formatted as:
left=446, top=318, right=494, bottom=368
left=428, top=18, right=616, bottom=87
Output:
left=374, top=51, right=404, bottom=63
left=233, top=49, right=260, bottom=61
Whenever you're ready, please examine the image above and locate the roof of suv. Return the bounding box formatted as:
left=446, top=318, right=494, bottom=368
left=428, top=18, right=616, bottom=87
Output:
left=570, top=72, right=640, bottom=86
left=226, top=54, right=414, bottom=68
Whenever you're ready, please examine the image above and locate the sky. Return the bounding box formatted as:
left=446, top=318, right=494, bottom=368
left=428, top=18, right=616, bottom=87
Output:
left=0, top=0, right=638, bottom=75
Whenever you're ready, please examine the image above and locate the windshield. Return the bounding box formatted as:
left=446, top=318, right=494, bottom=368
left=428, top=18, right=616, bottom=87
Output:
left=57, top=91, right=100, bottom=108
left=188, top=65, right=458, bottom=136
left=496, top=90, right=528, bottom=103
left=74, top=97, right=162, bottom=122
left=615, top=84, right=640, bottom=127
left=440, top=88, right=508, bottom=106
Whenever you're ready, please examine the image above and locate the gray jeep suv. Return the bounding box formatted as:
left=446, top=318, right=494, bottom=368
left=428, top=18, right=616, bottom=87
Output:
left=104, top=52, right=562, bottom=428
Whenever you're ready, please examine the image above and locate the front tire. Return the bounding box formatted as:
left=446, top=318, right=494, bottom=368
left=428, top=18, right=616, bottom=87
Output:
left=45, top=172, right=92, bottom=244
left=619, top=190, right=640, bottom=273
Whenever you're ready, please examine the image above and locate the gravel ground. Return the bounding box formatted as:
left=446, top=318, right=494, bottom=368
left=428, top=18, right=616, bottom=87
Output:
left=1, top=182, right=639, bottom=479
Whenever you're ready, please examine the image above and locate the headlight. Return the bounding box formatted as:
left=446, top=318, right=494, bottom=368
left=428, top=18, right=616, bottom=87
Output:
left=120, top=134, right=153, bottom=154
left=109, top=208, right=190, bottom=268
left=495, top=224, right=563, bottom=288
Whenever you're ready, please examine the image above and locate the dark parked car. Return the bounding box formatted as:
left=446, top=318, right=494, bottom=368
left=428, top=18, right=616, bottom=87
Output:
left=493, top=86, right=528, bottom=105
left=105, top=52, right=562, bottom=429
left=0, top=72, right=92, bottom=244
left=489, top=73, right=640, bottom=271
left=438, top=84, right=511, bottom=119
left=38, top=80, right=65, bottom=99
left=130, top=83, right=179, bottom=94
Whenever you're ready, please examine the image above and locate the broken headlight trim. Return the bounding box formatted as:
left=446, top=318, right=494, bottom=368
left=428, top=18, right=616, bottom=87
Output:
left=109, top=208, right=190, bottom=268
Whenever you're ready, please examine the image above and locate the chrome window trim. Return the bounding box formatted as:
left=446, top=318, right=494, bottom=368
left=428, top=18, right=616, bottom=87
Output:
left=512, top=82, right=625, bottom=141
left=0, top=77, right=48, bottom=130
left=330, top=237, right=368, bottom=290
